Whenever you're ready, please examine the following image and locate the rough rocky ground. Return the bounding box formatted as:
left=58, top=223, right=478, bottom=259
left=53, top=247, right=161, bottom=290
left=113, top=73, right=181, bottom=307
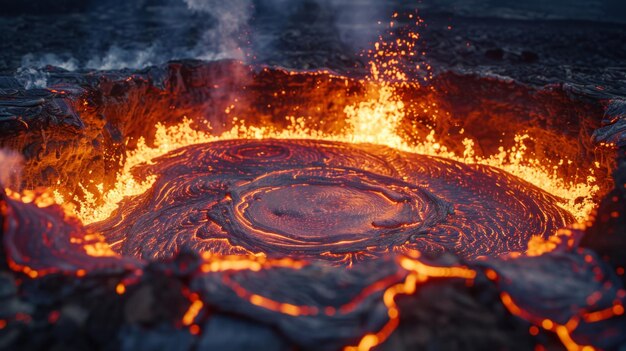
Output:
left=0, top=1, right=626, bottom=350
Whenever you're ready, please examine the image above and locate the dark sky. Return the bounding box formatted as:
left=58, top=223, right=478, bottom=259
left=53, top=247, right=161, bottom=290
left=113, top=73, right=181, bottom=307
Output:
left=1, top=0, right=625, bottom=23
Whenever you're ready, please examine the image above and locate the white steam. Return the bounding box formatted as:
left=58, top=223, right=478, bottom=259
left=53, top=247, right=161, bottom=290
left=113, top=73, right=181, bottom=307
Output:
left=21, top=53, right=79, bottom=72
left=15, top=67, right=49, bottom=89
left=85, top=45, right=159, bottom=71
left=184, top=0, right=253, bottom=60
left=17, top=0, right=391, bottom=73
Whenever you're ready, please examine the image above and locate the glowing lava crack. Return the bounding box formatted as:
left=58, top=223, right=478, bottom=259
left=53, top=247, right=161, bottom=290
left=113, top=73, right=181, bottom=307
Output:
left=90, top=139, right=574, bottom=262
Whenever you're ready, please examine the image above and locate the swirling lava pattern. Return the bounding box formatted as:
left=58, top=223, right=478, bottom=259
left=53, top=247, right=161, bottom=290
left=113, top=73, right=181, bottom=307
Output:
left=91, top=139, right=574, bottom=263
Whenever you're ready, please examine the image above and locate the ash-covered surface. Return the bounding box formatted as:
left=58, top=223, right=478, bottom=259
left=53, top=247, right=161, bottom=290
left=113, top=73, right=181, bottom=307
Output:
left=1, top=1, right=626, bottom=351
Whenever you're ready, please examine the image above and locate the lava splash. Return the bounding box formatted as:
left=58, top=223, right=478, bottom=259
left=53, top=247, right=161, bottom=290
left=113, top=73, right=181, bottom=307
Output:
left=90, top=139, right=573, bottom=263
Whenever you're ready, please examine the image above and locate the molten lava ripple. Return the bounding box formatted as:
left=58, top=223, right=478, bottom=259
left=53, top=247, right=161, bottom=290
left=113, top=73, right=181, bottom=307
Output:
left=90, top=139, right=574, bottom=262
left=1, top=139, right=624, bottom=351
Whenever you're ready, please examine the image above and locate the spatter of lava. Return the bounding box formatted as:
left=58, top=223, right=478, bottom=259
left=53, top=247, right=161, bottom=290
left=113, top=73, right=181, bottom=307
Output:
left=89, top=139, right=573, bottom=263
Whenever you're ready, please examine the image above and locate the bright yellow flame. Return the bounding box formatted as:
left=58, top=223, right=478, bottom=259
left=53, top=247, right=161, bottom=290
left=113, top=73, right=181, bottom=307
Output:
left=58, top=69, right=597, bottom=227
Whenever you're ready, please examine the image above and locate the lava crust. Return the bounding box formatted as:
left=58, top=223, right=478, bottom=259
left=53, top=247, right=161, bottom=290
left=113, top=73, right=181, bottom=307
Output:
left=91, top=139, right=574, bottom=263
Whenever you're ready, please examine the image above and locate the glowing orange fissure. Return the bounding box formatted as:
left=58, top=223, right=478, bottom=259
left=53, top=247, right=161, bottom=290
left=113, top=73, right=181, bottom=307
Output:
left=180, top=251, right=478, bottom=350
left=494, top=243, right=625, bottom=351
left=345, top=252, right=477, bottom=351
left=499, top=291, right=624, bottom=351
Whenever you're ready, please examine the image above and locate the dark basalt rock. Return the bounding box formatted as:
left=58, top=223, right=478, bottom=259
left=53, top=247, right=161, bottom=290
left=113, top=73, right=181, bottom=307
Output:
left=581, top=148, right=626, bottom=286
left=593, top=99, right=626, bottom=148
left=382, top=278, right=537, bottom=351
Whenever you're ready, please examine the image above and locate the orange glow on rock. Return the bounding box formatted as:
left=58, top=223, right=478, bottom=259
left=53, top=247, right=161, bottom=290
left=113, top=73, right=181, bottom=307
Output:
left=345, top=255, right=476, bottom=351
left=182, top=299, right=204, bottom=326
left=115, top=283, right=126, bottom=295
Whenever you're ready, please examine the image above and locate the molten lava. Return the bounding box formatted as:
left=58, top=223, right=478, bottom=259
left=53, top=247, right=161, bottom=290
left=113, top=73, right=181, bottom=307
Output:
left=89, top=139, right=573, bottom=263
